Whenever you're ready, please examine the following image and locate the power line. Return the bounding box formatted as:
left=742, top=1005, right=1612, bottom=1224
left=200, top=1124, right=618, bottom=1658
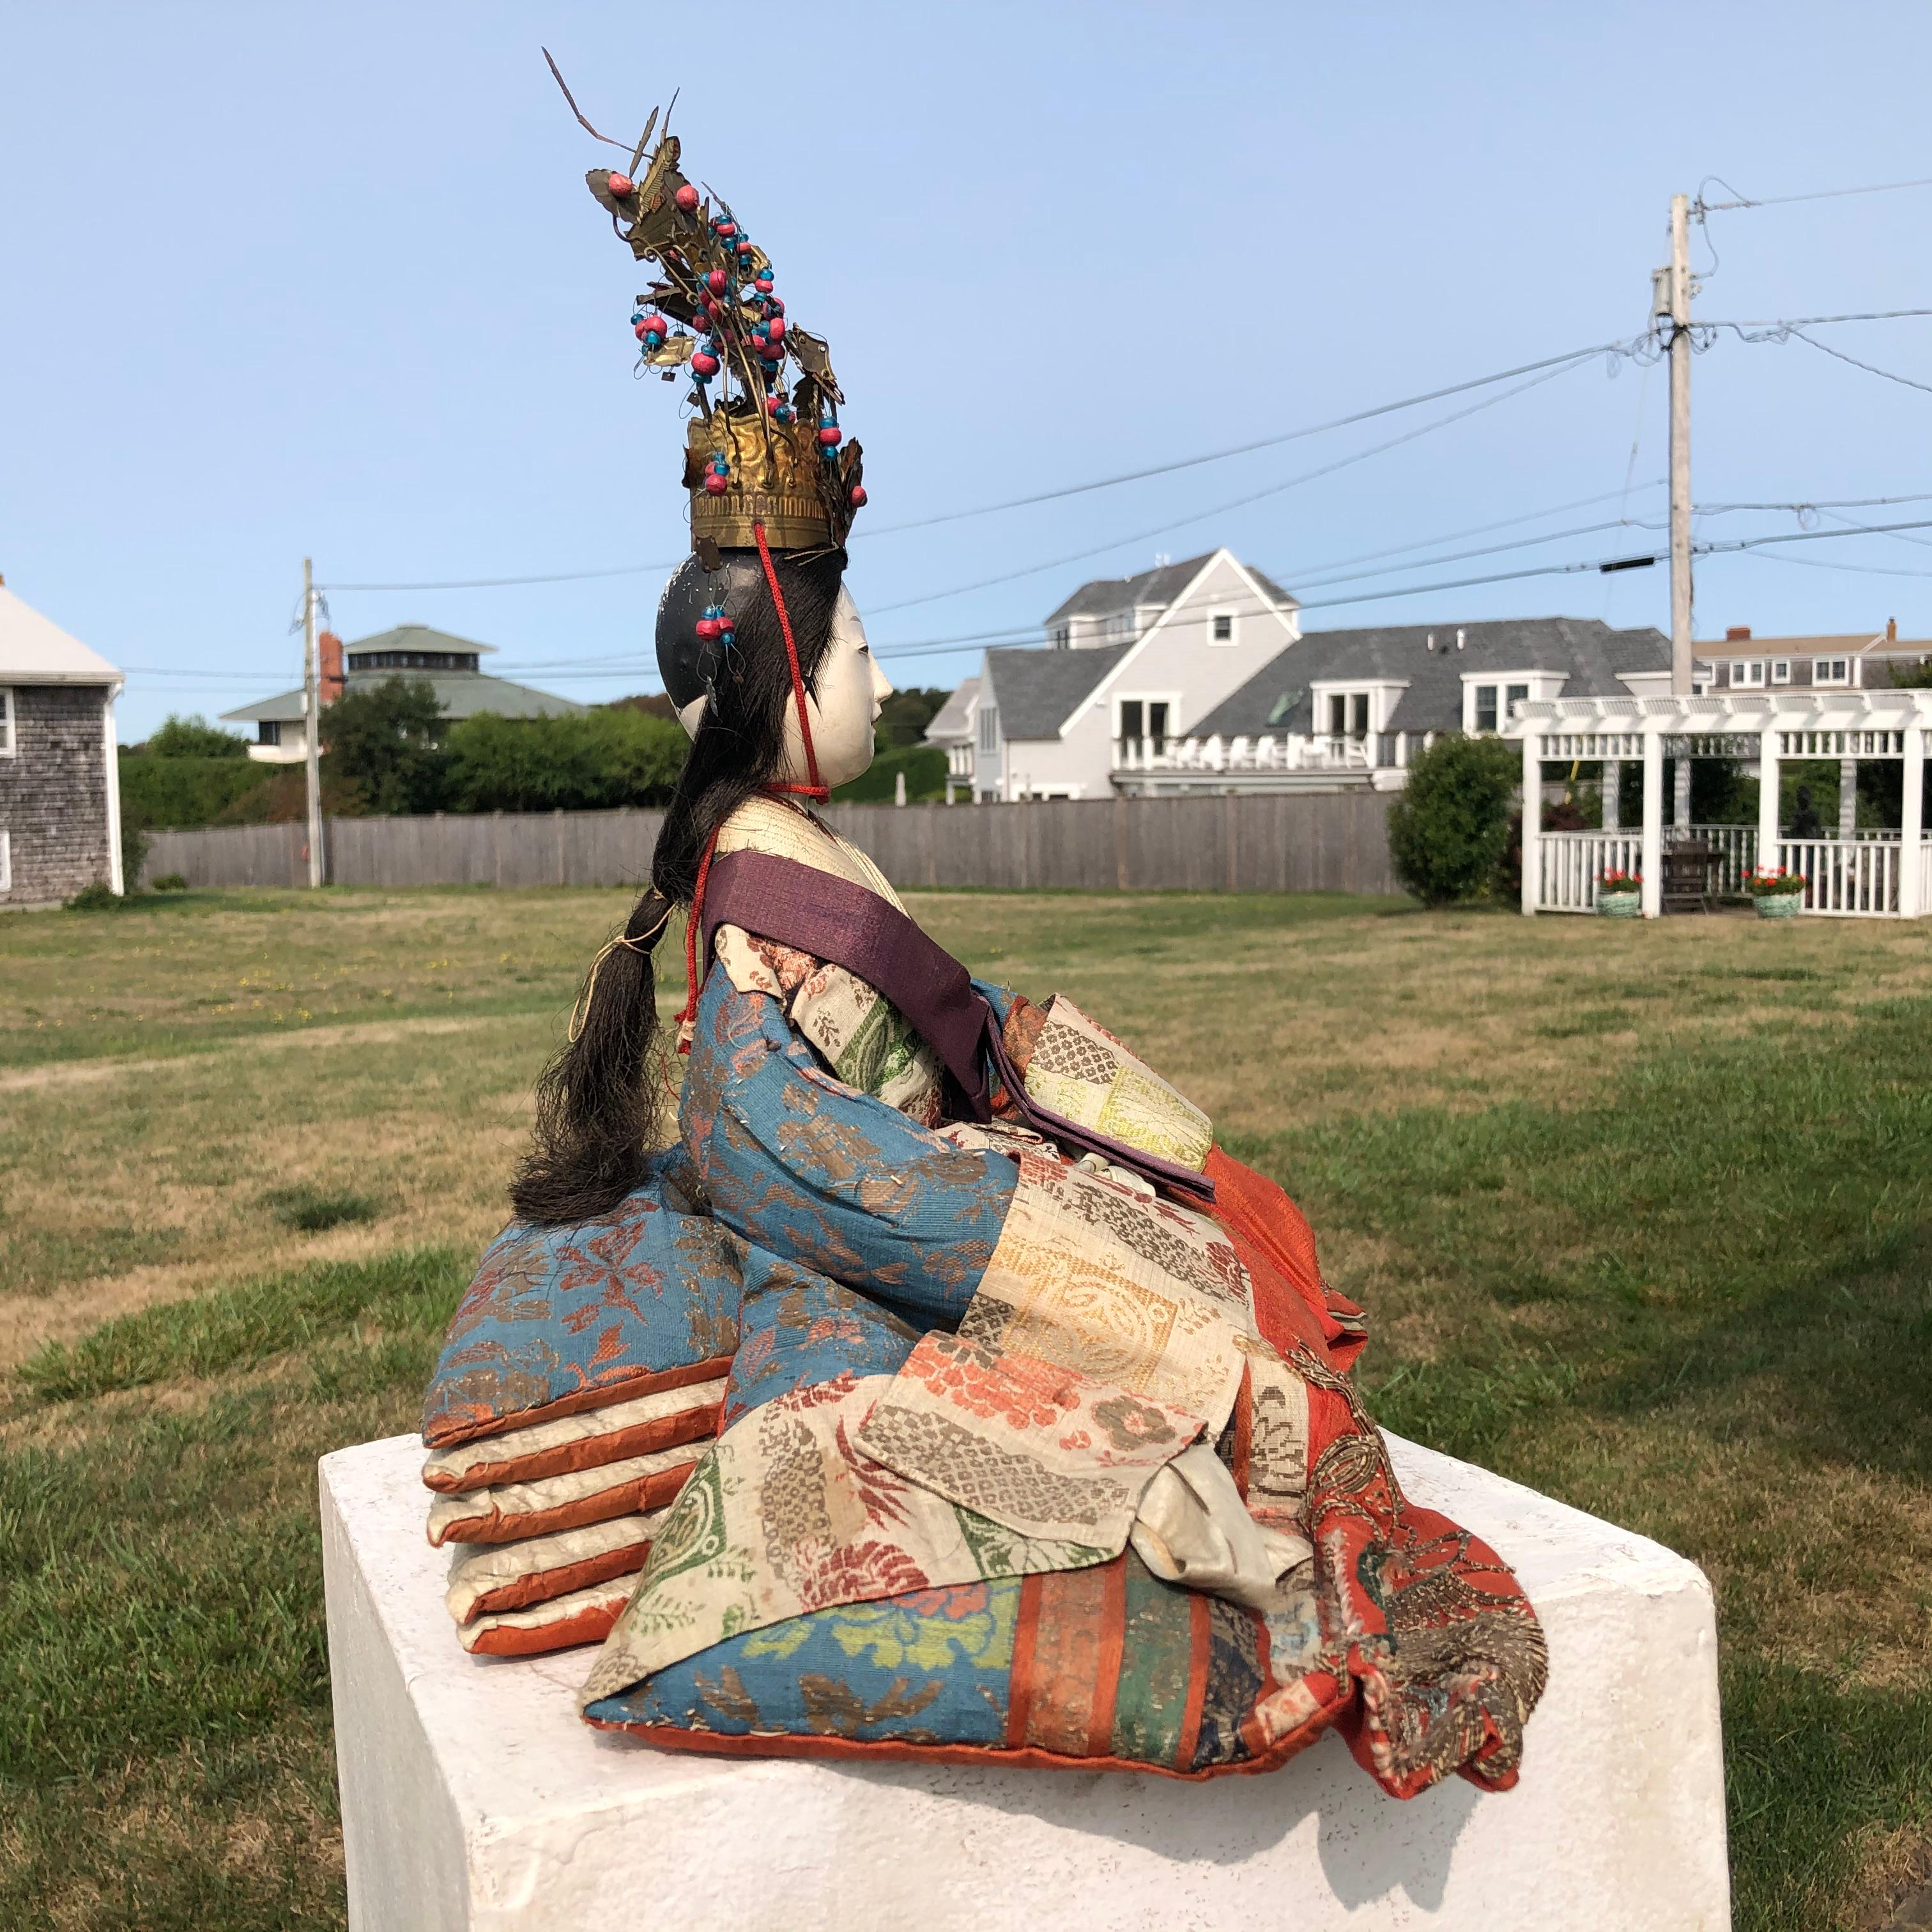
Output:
left=326, top=558, right=684, bottom=592
left=1276, top=482, right=1665, bottom=582
left=314, top=342, right=1634, bottom=594
left=867, top=358, right=1600, bottom=617
left=1699, top=175, right=1932, bottom=214
left=852, top=341, right=1628, bottom=537
left=1786, top=328, right=1932, bottom=396
left=1292, top=514, right=1932, bottom=613
left=1290, top=517, right=1664, bottom=594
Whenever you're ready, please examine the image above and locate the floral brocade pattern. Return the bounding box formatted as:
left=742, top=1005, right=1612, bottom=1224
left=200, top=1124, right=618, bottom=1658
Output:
left=420, top=1151, right=746, bottom=1448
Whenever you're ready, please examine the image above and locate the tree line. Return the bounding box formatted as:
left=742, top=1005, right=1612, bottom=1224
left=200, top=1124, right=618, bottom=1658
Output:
left=119, top=677, right=953, bottom=831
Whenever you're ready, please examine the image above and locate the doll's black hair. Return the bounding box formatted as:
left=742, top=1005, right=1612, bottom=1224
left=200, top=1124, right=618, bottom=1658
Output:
left=509, top=546, right=846, bottom=1223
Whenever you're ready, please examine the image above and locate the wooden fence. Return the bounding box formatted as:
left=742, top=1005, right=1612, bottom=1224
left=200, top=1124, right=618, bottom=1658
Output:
left=144, top=793, right=1401, bottom=896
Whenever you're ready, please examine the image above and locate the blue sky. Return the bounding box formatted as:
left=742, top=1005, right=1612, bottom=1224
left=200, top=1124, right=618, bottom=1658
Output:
left=4, top=1, right=1931, bottom=739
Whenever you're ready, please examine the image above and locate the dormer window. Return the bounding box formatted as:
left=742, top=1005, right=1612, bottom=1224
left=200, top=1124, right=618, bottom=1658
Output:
left=1731, top=660, right=1767, bottom=688
left=1812, top=657, right=1850, bottom=686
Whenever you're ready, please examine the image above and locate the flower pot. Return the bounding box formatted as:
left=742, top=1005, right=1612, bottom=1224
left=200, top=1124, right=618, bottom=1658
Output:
left=1598, top=891, right=1642, bottom=919
left=1752, top=893, right=1801, bottom=920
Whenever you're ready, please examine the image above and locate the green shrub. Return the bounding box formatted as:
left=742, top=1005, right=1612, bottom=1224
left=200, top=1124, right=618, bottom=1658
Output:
left=118, top=753, right=272, bottom=831
left=1386, top=733, right=1522, bottom=905
left=442, top=707, right=687, bottom=811
left=324, top=677, right=449, bottom=814
left=832, top=742, right=949, bottom=804
left=63, top=882, right=121, bottom=912
left=120, top=819, right=151, bottom=889
left=151, top=872, right=189, bottom=892
left=144, top=714, right=249, bottom=758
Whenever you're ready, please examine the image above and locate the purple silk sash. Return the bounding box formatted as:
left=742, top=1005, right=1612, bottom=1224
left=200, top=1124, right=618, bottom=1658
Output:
left=700, top=848, right=1214, bottom=1204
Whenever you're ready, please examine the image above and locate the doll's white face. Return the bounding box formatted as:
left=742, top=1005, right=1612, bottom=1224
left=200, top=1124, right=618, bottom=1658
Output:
left=778, top=587, right=891, bottom=790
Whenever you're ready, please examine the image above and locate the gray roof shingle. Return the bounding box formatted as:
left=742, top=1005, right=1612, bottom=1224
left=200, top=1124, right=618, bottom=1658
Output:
left=1191, top=618, right=1670, bottom=739
left=983, top=641, right=1134, bottom=741
left=1041, top=551, right=1299, bottom=627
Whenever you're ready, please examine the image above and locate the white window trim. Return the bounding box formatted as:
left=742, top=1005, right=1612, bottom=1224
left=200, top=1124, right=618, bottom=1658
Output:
left=1771, top=659, right=1791, bottom=684
left=1812, top=656, right=1850, bottom=686
left=976, top=704, right=1000, bottom=753
left=1459, top=670, right=1564, bottom=733
left=1208, top=606, right=1239, bottom=645
left=0, top=687, right=15, bottom=758
left=0, top=829, right=10, bottom=893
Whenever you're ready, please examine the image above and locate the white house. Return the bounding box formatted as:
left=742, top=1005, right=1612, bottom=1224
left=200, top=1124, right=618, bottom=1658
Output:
left=0, top=580, right=125, bottom=906
left=927, top=550, right=1301, bottom=802
left=222, top=624, right=583, bottom=764
left=1116, top=617, right=1671, bottom=794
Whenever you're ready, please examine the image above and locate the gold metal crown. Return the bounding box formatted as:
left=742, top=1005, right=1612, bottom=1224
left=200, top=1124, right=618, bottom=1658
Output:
left=553, top=61, right=866, bottom=553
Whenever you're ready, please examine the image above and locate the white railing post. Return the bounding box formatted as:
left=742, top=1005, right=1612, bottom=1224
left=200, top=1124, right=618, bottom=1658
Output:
left=1640, top=726, right=1664, bottom=917
left=1521, top=728, right=1540, bottom=916
left=1902, top=724, right=1925, bottom=919
left=1756, top=724, right=1780, bottom=890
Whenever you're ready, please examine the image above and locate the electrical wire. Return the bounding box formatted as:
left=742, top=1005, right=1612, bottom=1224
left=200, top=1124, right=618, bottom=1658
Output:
left=851, top=341, right=1629, bottom=537
left=1699, top=176, right=1932, bottom=213
left=1785, top=328, right=1932, bottom=395
left=1274, top=482, right=1664, bottom=581
left=867, top=358, right=1600, bottom=617
left=314, top=342, right=1636, bottom=594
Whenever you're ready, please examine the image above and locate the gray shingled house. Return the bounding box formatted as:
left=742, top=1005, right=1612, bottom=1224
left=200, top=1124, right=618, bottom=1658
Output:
left=1114, top=617, right=1672, bottom=795
left=221, top=623, right=583, bottom=763
left=0, top=582, right=126, bottom=907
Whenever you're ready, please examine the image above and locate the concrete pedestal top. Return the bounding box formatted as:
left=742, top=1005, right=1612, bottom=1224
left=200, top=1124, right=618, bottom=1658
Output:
left=321, top=1430, right=1729, bottom=1931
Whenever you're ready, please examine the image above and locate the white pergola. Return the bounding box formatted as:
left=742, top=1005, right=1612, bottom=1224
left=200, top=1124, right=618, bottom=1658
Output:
left=1519, top=687, right=1932, bottom=919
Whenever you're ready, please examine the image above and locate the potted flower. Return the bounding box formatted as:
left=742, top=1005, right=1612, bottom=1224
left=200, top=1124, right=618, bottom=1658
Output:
left=1597, top=869, right=1642, bottom=917
left=1745, top=865, right=1805, bottom=919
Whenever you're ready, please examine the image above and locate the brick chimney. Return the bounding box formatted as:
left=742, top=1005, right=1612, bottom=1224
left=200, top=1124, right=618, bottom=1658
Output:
left=1725, top=625, right=1751, bottom=642
left=319, top=631, right=346, bottom=704
left=1887, top=617, right=1898, bottom=643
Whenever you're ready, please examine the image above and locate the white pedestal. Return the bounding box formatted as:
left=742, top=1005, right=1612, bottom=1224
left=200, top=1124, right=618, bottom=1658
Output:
left=321, top=1432, right=1729, bottom=1932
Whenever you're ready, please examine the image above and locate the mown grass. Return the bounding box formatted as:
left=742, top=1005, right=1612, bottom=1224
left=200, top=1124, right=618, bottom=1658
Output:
left=2, top=885, right=1929, bottom=1928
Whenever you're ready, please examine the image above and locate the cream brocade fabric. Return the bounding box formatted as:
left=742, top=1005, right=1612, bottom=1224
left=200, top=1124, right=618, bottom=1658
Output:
left=703, top=797, right=946, bottom=1125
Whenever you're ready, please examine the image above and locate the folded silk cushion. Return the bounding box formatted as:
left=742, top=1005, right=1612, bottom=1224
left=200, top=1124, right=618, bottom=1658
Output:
left=461, top=1574, right=640, bottom=1657
left=426, top=1441, right=704, bottom=1547
left=422, top=1377, right=726, bottom=1494
left=420, top=1152, right=745, bottom=1451
left=446, top=1512, right=666, bottom=1625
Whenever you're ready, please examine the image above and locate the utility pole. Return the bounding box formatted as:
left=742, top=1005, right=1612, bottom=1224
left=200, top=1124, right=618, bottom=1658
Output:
left=1655, top=192, right=1696, bottom=827
left=302, top=556, right=325, bottom=888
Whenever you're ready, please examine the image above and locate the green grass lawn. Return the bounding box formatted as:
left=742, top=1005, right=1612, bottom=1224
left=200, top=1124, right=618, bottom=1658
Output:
left=3, top=885, right=1929, bottom=1928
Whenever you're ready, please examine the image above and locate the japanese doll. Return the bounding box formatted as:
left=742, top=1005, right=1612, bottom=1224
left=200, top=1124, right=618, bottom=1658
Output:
left=415, top=103, right=1547, bottom=1799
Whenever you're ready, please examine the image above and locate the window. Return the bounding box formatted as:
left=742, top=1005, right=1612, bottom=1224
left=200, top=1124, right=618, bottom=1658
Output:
left=0, top=687, right=13, bottom=757
left=1117, top=700, right=1170, bottom=750
left=1474, top=685, right=1499, bottom=733
left=1813, top=657, right=1850, bottom=686
left=1505, top=682, right=1529, bottom=722
left=1732, top=660, right=1767, bottom=688
left=977, top=705, right=999, bottom=753
left=1326, top=693, right=1370, bottom=738
left=0, top=829, right=9, bottom=892
left=1209, top=610, right=1236, bottom=644
left=1048, top=624, right=1070, bottom=649
left=257, top=720, right=282, bottom=747
left=1771, top=659, right=1791, bottom=684
left=1104, top=612, right=1135, bottom=642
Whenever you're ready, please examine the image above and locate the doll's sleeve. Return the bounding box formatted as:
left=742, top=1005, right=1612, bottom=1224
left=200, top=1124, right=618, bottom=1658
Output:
left=679, top=960, right=1017, bottom=1332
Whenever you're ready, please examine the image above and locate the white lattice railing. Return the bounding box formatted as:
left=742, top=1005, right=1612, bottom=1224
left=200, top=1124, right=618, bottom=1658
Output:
left=1779, top=836, right=1901, bottom=915
left=1537, top=831, right=1644, bottom=912
left=1664, top=822, right=1758, bottom=893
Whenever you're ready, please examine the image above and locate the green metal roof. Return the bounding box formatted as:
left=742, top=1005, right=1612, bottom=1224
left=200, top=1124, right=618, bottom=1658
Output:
left=221, top=669, right=584, bottom=725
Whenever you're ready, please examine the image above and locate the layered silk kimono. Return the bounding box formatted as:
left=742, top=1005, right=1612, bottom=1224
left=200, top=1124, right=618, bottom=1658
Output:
left=423, top=797, right=1547, bottom=1796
